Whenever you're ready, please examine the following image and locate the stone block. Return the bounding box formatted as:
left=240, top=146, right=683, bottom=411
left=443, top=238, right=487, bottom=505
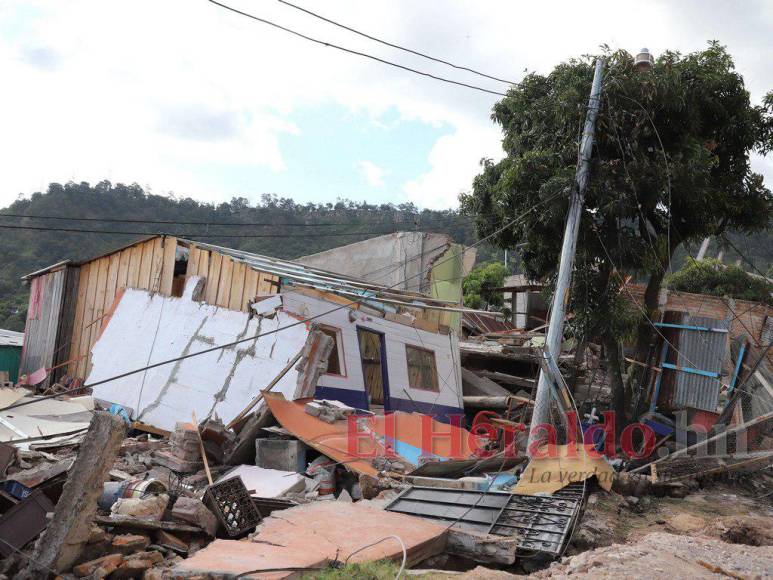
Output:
left=255, top=439, right=306, bottom=472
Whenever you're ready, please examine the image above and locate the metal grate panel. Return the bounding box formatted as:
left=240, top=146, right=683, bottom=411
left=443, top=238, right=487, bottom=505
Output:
left=385, top=485, right=581, bottom=556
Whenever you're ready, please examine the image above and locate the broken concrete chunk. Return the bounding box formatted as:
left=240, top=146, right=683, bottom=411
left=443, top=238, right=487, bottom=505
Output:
left=111, top=494, right=169, bottom=522
left=171, top=497, right=218, bottom=537
left=255, top=438, right=306, bottom=472
left=109, top=551, right=164, bottom=580
left=72, top=553, right=124, bottom=578
left=111, top=534, right=151, bottom=555
left=304, top=399, right=355, bottom=424
left=156, top=530, right=189, bottom=554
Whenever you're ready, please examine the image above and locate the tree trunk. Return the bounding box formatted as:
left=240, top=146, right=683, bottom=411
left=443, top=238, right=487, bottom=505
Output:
left=603, top=331, right=627, bottom=438
left=633, top=267, right=666, bottom=365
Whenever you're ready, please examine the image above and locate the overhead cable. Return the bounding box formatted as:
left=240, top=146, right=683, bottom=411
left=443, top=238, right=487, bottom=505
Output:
left=276, top=0, right=515, bottom=85
left=207, top=0, right=508, bottom=97
left=0, top=212, right=474, bottom=228
left=0, top=223, right=419, bottom=239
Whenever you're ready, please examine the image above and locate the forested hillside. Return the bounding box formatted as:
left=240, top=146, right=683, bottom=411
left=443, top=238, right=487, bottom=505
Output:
left=0, top=181, right=770, bottom=331
left=0, top=181, right=485, bottom=330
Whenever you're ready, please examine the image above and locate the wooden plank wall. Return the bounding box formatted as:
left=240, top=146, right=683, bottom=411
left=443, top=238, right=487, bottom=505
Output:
left=185, top=243, right=279, bottom=313
left=69, top=236, right=178, bottom=377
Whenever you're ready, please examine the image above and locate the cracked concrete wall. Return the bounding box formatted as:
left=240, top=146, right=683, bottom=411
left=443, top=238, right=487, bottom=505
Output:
left=87, top=288, right=308, bottom=432
left=296, top=231, right=452, bottom=294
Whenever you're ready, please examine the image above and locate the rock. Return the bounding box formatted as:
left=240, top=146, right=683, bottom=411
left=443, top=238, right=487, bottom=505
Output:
left=72, top=554, right=124, bottom=577
left=111, top=534, right=151, bottom=555
left=171, top=497, right=218, bottom=536
left=358, top=474, right=383, bottom=500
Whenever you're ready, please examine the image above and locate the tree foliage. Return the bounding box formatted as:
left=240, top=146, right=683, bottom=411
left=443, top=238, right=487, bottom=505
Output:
left=665, top=258, right=773, bottom=305
left=0, top=181, right=486, bottom=330
left=461, top=43, right=773, bottom=343
left=462, top=261, right=509, bottom=311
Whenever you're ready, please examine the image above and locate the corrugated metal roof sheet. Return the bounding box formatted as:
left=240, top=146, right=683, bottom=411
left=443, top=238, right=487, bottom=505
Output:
left=21, top=235, right=493, bottom=316
left=672, top=315, right=729, bottom=412
left=462, top=311, right=515, bottom=335
left=0, top=329, right=23, bottom=348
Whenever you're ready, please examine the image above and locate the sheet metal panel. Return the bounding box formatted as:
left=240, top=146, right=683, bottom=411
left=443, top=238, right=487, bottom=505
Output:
left=673, top=315, right=729, bottom=412
left=19, top=270, right=67, bottom=386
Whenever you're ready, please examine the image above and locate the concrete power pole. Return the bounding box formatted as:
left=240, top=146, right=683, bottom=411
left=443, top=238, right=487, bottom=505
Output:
left=695, top=237, right=711, bottom=260
left=527, top=58, right=605, bottom=452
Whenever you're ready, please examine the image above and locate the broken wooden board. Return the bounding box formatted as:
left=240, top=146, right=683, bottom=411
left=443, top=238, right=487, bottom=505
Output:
left=93, top=516, right=204, bottom=534
left=514, top=443, right=614, bottom=495
left=173, top=501, right=448, bottom=578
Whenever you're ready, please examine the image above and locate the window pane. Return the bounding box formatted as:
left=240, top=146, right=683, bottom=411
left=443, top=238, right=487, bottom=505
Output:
left=405, top=345, right=439, bottom=392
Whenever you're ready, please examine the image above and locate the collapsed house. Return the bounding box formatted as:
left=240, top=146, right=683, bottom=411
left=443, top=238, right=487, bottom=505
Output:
left=14, top=234, right=480, bottom=431
left=1, top=233, right=772, bottom=578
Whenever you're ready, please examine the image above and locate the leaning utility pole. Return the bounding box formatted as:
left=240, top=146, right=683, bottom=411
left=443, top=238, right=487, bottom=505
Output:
left=527, top=58, right=605, bottom=452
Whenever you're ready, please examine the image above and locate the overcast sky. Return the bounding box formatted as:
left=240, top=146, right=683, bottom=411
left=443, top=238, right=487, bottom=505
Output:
left=1, top=0, right=771, bottom=210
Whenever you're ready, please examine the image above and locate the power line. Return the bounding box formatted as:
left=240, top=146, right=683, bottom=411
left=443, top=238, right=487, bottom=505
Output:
left=275, top=0, right=515, bottom=85
left=0, top=223, right=432, bottom=239
left=207, top=0, right=508, bottom=97
left=720, top=234, right=770, bottom=280
left=359, top=189, right=567, bottom=280
left=0, top=211, right=475, bottom=228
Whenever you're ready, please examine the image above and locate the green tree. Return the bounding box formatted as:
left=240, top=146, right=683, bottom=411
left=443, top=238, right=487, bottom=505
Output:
left=461, top=43, right=773, bottom=422
left=463, top=261, right=508, bottom=311
left=665, top=258, right=773, bottom=305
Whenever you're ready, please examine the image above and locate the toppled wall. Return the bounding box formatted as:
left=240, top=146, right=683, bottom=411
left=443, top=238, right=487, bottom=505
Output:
left=297, top=231, right=470, bottom=295
left=87, top=286, right=308, bottom=431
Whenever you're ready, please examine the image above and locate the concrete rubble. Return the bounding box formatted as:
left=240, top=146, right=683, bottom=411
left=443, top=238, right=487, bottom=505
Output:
left=0, top=243, right=771, bottom=578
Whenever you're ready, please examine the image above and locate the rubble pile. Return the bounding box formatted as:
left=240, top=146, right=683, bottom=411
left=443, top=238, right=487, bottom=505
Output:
left=0, top=242, right=771, bottom=578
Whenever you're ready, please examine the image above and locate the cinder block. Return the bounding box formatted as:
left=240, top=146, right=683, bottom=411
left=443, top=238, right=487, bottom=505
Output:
left=255, top=439, right=306, bottom=473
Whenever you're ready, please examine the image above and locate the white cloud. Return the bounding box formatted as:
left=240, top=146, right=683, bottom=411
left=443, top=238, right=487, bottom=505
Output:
left=0, top=0, right=771, bottom=208
left=357, top=160, right=386, bottom=187
left=403, top=123, right=502, bottom=209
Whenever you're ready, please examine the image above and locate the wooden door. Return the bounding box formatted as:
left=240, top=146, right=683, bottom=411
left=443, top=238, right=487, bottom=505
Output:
left=358, top=328, right=385, bottom=405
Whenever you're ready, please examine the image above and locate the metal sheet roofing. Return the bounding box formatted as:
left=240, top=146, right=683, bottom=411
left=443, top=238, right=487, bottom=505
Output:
left=462, top=311, right=515, bottom=335
left=0, top=329, right=23, bottom=348
left=672, top=315, right=730, bottom=412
